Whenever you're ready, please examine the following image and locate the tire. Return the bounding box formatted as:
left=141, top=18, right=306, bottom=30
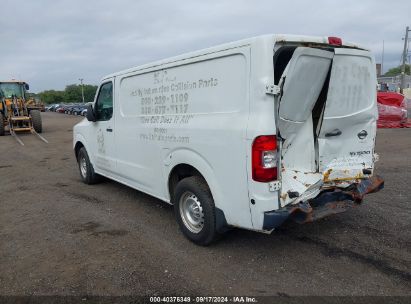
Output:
left=0, top=113, right=5, bottom=136
left=77, top=147, right=102, bottom=184
left=173, top=176, right=218, bottom=245
left=30, top=110, right=42, bottom=133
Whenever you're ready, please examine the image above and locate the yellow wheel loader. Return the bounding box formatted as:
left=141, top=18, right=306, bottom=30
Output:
left=0, top=80, right=47, bottom=145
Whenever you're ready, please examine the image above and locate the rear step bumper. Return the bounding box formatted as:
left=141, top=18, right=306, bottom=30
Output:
left=263, top=175, right=384, bottom=230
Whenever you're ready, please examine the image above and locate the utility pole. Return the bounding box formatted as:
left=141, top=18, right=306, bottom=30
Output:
left=400, top=26, right=410, bottom=94
left=79, top=78, right=85, bottom=103
left=381, top=40, right=385, bottom=76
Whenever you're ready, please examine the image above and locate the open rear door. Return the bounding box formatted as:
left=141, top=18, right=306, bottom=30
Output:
left=318, top=48, right=378, bottom=182
left=276, top=47, right=378, bottom=208
left=277, top=47, right=334, bottom=207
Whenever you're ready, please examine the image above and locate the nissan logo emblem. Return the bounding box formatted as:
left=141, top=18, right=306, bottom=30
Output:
left=358, top=130, right=368, bottom=140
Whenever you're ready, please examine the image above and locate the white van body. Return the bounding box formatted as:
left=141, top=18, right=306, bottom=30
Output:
left=74, top=34, right=384, bottom=244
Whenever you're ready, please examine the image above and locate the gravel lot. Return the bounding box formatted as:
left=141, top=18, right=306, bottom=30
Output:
left=0, top=112, right=410, bottom=297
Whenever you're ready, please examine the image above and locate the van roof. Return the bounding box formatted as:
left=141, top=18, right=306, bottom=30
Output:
left=103, top=34, right=367, bottom=80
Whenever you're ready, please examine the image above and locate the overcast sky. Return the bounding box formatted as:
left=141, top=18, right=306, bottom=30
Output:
left=1, top=0, right=410, bottom=92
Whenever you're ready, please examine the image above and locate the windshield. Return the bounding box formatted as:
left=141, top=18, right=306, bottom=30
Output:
left=0, top=83, right=24, bottom=98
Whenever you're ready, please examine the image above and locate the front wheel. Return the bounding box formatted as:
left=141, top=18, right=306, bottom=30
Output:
left=77, top=147, right=102, bottom=184
left=173, top=176, right=218, bottom=246
left=30, top=110, right=42, bottom=133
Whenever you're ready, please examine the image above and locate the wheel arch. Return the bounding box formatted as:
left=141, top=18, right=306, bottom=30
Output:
left=73, top=133, right=93, bottom=164
left=168, top=163, right=204, bottom=202
left=74, top=141, right=84, bottom=160
left=165, top=149, right=222, bottom=209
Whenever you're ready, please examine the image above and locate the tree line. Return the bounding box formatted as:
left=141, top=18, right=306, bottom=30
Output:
left=37, top=84, right=98, bottom=104
left=384, top=64, right=410, bottom=77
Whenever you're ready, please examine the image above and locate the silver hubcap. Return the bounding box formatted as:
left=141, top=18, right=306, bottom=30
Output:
left=179, top=192, right=204, bottom=234
left=80, top=156, right=87, bottom=178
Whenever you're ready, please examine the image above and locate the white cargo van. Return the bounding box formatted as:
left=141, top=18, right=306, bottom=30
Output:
left=73, top=34, right=384, bottom=245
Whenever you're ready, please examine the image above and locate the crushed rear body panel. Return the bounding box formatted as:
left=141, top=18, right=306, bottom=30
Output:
left=263, top=175, right=384, bottom=230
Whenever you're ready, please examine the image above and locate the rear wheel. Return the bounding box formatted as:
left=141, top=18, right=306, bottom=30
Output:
left=77, top=147, right=102, bottom=184
left=0, top=113, right=5, bottom=136
left=173, top=176, right=218, bottom=246
left=31, top=110, right=42, bottom=133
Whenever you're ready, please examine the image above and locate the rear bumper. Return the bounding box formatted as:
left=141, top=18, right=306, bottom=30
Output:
left=262, top=175, right=384, bottom=230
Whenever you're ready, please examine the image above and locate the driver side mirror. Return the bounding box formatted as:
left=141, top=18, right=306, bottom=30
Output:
left=86, top=104, right=96, bottom=122
left=25, top=83, right=30, bottom=90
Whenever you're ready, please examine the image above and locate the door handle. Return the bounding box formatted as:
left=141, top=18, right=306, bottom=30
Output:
left=325, top=129, right=342, bottom=137
left=106, top=128, right=113, bottom=132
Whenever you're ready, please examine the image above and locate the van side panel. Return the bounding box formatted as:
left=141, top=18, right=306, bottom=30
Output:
left=114, top=49, right=253, bottom=229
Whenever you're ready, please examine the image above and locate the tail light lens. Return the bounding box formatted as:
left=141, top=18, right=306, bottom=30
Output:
left=328, top=36, right=342, bottom=46
left=252, top=135, right=278, bottom=182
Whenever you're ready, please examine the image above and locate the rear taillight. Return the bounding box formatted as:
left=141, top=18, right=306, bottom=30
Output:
left=328, top=36, right=342, bottom=46
left=252, top=135, right=278, bottom=182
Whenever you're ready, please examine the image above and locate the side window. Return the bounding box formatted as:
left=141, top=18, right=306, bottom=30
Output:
left=95, top=82, right=113, bottom=121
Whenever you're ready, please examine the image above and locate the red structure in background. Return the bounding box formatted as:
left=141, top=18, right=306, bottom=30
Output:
left=377, top=92, right=410, bottom=128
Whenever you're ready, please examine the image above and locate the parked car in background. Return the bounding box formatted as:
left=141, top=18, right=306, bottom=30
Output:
left=56, top=106, right=66, bottom=113
left=71, top=105, right=87, bottom=115
left=47, top=103, right=93, bottom=114
left=65, top=105, right=75, bottom=114
left=46, top=104, right=60, bottom=112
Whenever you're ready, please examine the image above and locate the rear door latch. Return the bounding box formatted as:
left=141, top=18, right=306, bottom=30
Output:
left=265, top=84, right=280, bottom=96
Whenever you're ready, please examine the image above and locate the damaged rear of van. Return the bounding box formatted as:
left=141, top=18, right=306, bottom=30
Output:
left=74, top=34, right=384, bottom=245
left=261, top=36, right=384, bottom=231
